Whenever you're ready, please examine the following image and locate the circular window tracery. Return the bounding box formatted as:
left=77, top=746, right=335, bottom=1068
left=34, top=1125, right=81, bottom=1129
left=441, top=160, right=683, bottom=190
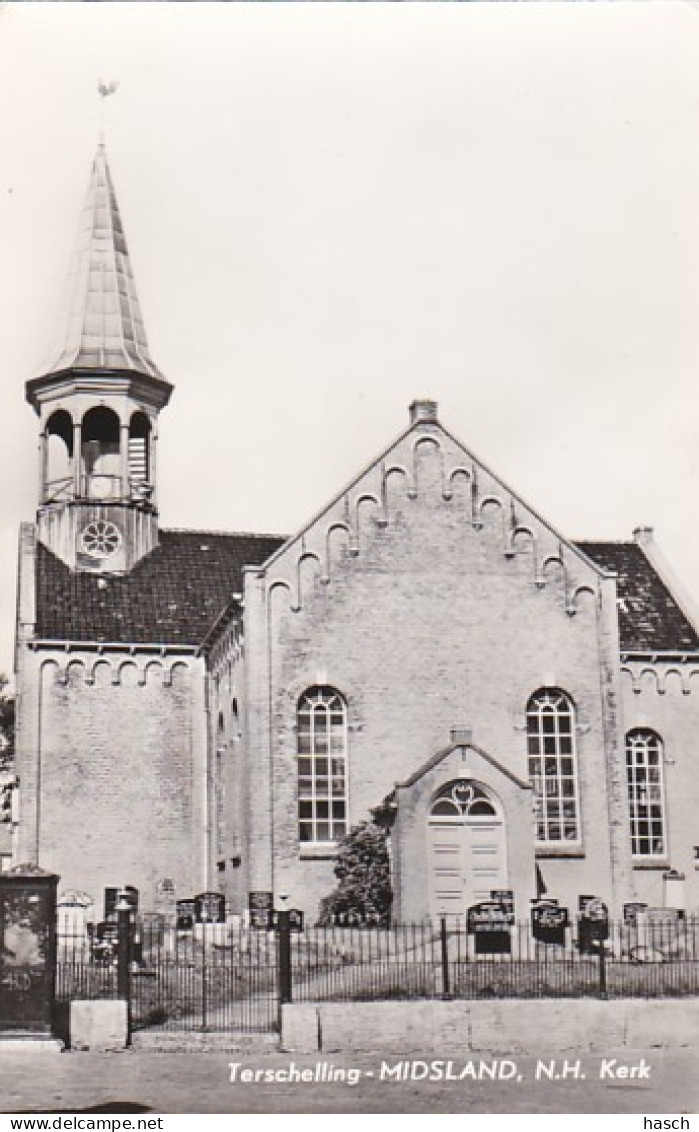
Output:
left=430, top=781, right=497, bottom=818
left=79, top=519, right=122, bottom=559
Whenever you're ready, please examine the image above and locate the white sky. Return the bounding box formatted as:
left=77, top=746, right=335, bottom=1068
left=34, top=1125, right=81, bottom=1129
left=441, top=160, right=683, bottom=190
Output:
left=0, top=1, right=698, bottom=679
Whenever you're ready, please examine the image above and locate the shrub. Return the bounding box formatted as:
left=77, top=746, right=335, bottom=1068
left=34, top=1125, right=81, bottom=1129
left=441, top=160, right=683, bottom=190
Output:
left=318, top=820, right=392, bottom=926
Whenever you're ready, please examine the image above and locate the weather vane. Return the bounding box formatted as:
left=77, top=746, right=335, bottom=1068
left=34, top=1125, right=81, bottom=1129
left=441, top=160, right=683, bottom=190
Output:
left=97, top=78, right=119, bottom=143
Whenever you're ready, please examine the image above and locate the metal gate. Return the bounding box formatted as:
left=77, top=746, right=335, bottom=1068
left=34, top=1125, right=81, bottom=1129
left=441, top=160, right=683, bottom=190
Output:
left=56, top=913, right=279, bottom=1034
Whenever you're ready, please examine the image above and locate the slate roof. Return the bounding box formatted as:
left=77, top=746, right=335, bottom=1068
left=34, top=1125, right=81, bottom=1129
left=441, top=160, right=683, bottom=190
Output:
left=576, top=541, right=699, bottom=653
left=34, top=529, right=286, bottom=647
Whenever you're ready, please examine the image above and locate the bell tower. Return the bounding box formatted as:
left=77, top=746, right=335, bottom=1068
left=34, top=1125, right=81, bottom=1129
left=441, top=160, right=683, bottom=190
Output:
left=25, top=143, right=172, bottom=573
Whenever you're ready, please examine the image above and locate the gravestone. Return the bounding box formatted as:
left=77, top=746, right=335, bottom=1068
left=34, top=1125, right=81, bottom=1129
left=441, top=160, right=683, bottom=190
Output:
left=467, top=901, right=512, bottom=954
left=56, top=890, right=93, bottom=953
left=104, top=885, right=139, bottom=922
left=155, top=878, right=177, bottom=920
left=578, top=895, right=609, bottom=954
left=531, top=900, right=569, bottom=947
left=248, top=890, right=274, bottom=930
left=176, top=898, right=195, bottom=931
left=490, top=888, right=515, bottom=924
left=0, top=864, right=59, bottom=1036
left=194, top=891, right=226, bottom=923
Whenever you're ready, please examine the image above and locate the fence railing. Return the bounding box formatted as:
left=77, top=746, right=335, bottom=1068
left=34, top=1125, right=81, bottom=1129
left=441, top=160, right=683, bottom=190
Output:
left=56, top=915, right=278, bottom=1034
left=54, top=913, right=699, bottom=1037
left=286, top=917, right=699, bottom=1003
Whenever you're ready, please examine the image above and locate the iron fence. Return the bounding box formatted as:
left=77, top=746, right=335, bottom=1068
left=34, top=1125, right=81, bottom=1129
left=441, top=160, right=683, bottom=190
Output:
left=56, top=915, right=278, bottom=1033
left=54, top=913, right=699, bottom=1039
left=288, top=916, right=699, bottom=1003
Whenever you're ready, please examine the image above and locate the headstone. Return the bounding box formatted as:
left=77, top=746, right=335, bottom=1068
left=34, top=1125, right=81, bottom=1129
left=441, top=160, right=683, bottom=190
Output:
left=103, top=885, right=138, bottom=922
left=623, top=901, right=648, bottom=925
left=123, top=886, right=139, bottom=913
left=176, top=899, right=195, bottom=931
left=288, top=909, right=305, bottom=934
left=248, top=890, right=274, bottom=930
left=194, top=891, right=226, bottom=924
left=577, top=895, right=609, bottom=953
left=57, top=890, right=93, bottom=951
left=490, top=889, right=515, bottom=924
left=467, top=901, right=512, bottom=954
left=0, top=864, right=59, bottom=1035
left=154, top=878, right=177, bottom=919
left=92, top=921, right=119, bottom=964
left=531, top=900, right=569, bottom=946
left=104, top=887, right=118, bottom=922
left=639, top=905, right=681, bottom=957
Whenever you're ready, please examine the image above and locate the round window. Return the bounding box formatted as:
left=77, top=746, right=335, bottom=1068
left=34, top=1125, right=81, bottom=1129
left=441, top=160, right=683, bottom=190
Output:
left=79, top=519, right=122, bottom=559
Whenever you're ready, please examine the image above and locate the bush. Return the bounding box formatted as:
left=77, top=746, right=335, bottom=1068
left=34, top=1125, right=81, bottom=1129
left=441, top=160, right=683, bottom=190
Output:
left=318, top=820, right=392, bottom=926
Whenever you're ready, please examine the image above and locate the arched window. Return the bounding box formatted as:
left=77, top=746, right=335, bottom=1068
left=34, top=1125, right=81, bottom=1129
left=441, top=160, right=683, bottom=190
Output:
left=129, top=411, right=151, bottom=495
left=526, top=688, right=579, bottom=843
left=626, top=729, right=666, bottom=858
left=430, top=781, right=498, bottom=818
left=297, top=686, right=347, bottom=843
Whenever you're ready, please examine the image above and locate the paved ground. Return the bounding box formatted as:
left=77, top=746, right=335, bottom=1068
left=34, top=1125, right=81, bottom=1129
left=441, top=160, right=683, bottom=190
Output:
left=0, top=1047, right=697, bottom=1114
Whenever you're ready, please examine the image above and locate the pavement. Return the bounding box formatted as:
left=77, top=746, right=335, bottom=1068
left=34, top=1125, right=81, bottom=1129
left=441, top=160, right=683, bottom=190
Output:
left=0, top=1047, right=697, bottom=1114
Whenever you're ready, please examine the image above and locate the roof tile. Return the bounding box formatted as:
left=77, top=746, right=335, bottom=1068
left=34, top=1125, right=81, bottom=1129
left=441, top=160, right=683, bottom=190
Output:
left=35, top=529, right=285, bottom=646
left=576, top=541, right=699, bottom=652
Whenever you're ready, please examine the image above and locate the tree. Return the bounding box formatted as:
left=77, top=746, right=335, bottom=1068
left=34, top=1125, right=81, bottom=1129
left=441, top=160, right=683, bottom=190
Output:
left=318, top=819, right=392, bottom=926
left=0, top=675, right=15, bottom=821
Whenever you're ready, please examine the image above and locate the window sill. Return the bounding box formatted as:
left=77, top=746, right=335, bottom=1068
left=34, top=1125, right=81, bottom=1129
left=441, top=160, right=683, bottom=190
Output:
left=299, top=843, right=338, bottom=860
left=632, top=860, right=669, bottom=871
left=535, top=847, right=585, bottom=859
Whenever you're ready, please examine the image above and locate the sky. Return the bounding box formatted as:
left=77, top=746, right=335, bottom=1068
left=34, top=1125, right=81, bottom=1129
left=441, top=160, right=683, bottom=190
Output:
left=0, top=1, right=698, bottom=680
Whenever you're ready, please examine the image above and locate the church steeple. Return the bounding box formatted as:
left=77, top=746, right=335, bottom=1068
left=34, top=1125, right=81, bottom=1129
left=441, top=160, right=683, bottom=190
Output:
left=25, top=144, right=173, bottom=574
left=37, top=143, right=167, bottom=382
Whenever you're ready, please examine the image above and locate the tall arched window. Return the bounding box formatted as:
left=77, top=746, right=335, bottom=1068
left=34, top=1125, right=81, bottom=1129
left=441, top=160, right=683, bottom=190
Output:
left=297, top=686, right=347, bottom=843
left=626, top=729, right=666, bottom=858
left=526, top=688, right=579, bottom=843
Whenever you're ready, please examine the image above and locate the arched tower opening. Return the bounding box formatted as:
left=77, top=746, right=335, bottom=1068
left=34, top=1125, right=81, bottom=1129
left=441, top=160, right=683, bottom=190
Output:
left=81, top=406, right=121, bottom=500
left=45, top=410, right=74, bottom=503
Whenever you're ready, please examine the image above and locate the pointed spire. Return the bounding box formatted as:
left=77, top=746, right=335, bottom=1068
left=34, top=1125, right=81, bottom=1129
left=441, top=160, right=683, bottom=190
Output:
left=38, top=144, right=165, bottom=382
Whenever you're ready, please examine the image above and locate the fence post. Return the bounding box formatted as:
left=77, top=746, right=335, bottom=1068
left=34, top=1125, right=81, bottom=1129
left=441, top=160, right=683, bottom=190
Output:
left=440, top=917, right=451, bottom=999
left=116, top=894, right=132, bottom=1042
left=201, top=913, right=209, bottom=1031
left=278, top=909, right=292, bottom=1005
left=597, top=939, right=607, bottom=998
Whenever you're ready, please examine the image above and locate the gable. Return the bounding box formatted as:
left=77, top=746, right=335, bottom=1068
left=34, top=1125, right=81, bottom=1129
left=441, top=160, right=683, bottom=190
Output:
left=400, top=741, right=531, bottom=793
left=259, top=405, right=607, bottom=623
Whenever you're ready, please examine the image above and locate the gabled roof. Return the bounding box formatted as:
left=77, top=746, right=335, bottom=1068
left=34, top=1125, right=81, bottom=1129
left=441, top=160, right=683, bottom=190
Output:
left=34, top=529, right=285, bottom=647
left=399, top=741, right=531, bottom=793
left=33, top=144, right=167, bottom=386
left=576, top=541, right=699, bottom=653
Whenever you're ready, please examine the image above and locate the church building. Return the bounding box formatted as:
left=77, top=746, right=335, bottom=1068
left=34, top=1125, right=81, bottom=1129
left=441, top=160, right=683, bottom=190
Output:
left=14, top=146, right=699, bottom=923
